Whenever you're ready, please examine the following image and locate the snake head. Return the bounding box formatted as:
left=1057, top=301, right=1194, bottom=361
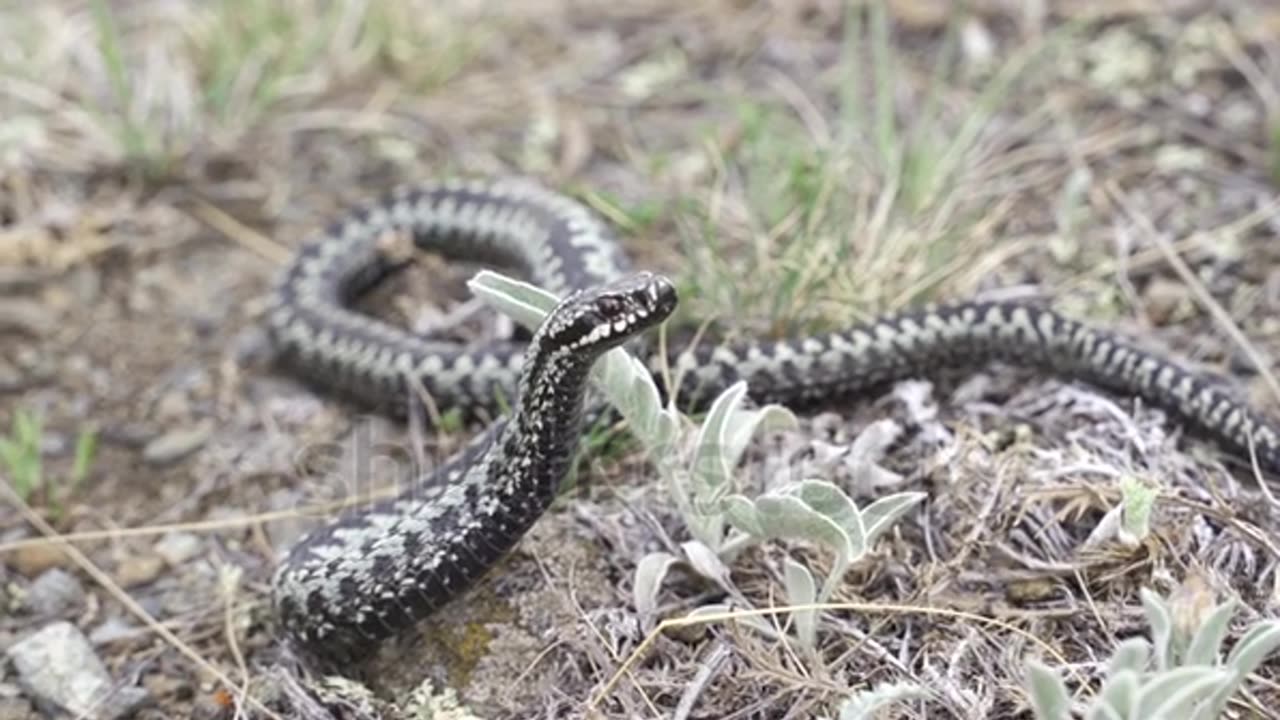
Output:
left=543, top=271, right=678, bottom=354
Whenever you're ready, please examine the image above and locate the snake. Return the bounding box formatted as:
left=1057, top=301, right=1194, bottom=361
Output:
left=265, top=176, right=1280, bottom=665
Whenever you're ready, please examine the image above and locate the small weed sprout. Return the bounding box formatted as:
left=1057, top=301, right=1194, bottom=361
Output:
left=0, top=409, right=43, bottom=500
left=1118, top=476, right=1156, bottom=544
left=1025, top=588, right=1280, bottom=720
left=1085, top=475, right=1159, bottom=550
left=71, top=426, right=99, bottom=489
left=0, top=409, right=98, bottom=519
left=470, top=270, right=925, bottom=651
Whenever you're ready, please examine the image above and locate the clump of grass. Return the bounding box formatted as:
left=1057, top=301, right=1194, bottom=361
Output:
left=88, top=0, right=165, bottom=176
left=191, top=0, right=479, bottom=123
left=673, top=4, right=1077, bottom=339
left=2, top=1, right=485, bottom=178
left=194, top=0, right=348, bottom=125
left=0, top=408, right=97, bottom=520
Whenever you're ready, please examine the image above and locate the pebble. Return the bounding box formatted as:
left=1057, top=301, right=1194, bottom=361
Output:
left=142, top=422, right=213, bottom=466
left=154, top=390, right=191, bottom=422
left=9, top=543, right=68, bottom=577
left=960, top=17, right=995, bottom=65
left=116, top=554, right=165, bottom=588
left=153, top=532, right=202, bottom=567
left=23, top=568, right=84, bottom=616
left=1142, top=277, right=1192, bottom=326
left=89, top=617, right=145, bottom=646
left=0, top=349, right=55, bottom=391
left=0, top=299, right=57, bottom=337
left=6, top=622, right=150, bottom=719
left=140, top=673, right=192, bottom=704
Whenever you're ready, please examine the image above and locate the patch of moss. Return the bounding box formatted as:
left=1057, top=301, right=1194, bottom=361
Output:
left=418, top=590, right=518, bottom=690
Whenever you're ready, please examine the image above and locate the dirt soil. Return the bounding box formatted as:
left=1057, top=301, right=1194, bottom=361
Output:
left=2, top=1, right=1280, bottom=719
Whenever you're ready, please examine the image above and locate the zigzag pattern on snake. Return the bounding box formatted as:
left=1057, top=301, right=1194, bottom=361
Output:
left=266, top=177, right=1279, bottom=664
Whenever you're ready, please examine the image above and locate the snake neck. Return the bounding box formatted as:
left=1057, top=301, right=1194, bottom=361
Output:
left=494, top=346, right=597, bottom=497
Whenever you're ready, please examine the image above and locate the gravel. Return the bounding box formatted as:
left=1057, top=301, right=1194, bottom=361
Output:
left=141, top=422, right=214, bottom=466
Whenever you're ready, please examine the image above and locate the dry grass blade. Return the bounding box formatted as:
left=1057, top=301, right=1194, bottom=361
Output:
left=188, top=199, right=292, bottom=265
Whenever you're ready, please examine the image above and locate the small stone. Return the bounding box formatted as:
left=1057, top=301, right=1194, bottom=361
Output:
left=116, top=554, right=165, bottom=588
left=9, top=543, right=67, bottom=577
left=154, top=390, right=190, bottom=422
left=0, top=299, right=57, bottom=336
left=89, top=617, right=145, bottom=646
left=6, top=621, right=151, bottom=719
left=64, top=353, right=92, bottom=377
left=960, top=17, right=995, bottom=66
left=142, top=422, right=213, bottom=466
left=1142, top=277, right=1192, bottom=326
left=0, top=347, right=55, bottom=391
left=24, top=568, right=84, bottom=616
left=153, top=532, right=202, bottom=567
left=141, top=672, right=192, bottom=703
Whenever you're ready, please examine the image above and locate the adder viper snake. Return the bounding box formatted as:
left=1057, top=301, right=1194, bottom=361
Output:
left=266, top=177, right=1280, bottom=664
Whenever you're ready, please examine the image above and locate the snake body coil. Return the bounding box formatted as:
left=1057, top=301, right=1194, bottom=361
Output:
left=268, top=178, right=1279, bottom=663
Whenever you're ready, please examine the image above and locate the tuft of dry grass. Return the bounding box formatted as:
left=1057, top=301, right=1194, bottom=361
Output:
left=667, top=6, right=1076, bottom=340
left=0, top=0, right=487, bottom=178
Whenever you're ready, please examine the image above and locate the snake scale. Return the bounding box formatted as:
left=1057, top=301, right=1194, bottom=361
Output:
left=266, top=177, right=1280, bottom=664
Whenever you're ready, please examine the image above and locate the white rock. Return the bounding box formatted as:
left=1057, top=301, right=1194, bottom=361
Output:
left=153, top=532, right=202, bottom=567
left=23, top=568, right=84, bottom=616
left=6, top=622, right=149, bottom=719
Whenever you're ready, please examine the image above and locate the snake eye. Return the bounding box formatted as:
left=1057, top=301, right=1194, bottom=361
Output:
left=595, top=296, right=624, bottom=317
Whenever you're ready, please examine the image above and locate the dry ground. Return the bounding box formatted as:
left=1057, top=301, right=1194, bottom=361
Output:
left=2, top=1, right=1280, bottom=718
